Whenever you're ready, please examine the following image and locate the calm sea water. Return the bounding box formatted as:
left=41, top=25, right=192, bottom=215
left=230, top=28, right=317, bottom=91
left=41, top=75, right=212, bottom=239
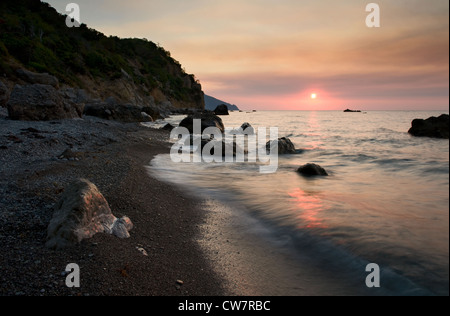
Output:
left=148, top=111, right=449, bottom=296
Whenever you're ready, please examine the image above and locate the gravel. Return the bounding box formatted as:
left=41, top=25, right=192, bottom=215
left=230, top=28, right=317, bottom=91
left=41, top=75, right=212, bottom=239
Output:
left=0, top=112, right=226, bottom=296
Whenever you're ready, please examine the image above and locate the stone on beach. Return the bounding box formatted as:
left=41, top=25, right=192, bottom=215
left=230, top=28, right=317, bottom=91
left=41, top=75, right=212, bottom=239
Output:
left=46, top=179, right=133, bottom=250
left=297, top=163, right=328, bottom=176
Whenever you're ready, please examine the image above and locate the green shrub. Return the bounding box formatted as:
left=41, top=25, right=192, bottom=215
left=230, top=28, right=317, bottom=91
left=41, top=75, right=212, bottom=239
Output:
left=28, top=61, right=47, bottom=73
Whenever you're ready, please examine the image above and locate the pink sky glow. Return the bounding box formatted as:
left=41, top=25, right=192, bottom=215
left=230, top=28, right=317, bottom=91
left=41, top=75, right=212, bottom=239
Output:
left=46, top=0, right=449, bottom=111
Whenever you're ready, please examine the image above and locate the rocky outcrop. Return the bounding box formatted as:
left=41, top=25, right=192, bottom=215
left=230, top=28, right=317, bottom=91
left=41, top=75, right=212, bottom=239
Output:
left=84, top=100, right=154, bottom=123
left=266, top=137, right=297, bottom=154
left=7, top=84, right=84, bottom=121
left=214, top=104, right=229, bottom=116
left=179, top=111, right=225, bottom=134
left=16, top=68, right=59, bottom=88
left=46, top=179, right=133, bottom=250
left=408, top=114, right=449, bottom=139
left=344, top=109, right=361, bottom=113
left=297, top=163, right=328, bottom=176
left=0, top=80, right=9, bottom=107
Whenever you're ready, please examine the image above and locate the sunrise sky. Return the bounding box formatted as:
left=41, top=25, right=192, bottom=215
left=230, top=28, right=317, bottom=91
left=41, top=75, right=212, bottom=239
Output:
left=46, top=0, right=449, bottom=111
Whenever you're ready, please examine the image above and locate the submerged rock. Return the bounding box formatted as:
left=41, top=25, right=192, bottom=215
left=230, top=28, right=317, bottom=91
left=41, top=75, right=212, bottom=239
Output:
left=297, top=163, right=328, bottom=176
left=408, top=114, right=449, bottom=139
left=266, top=137, right=296, bottom=154
left=46, top=179, right=133, bottom=250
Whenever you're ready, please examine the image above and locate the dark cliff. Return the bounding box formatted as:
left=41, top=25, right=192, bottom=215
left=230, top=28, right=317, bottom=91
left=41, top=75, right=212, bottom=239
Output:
left=0, top=0, right=205, bottom=118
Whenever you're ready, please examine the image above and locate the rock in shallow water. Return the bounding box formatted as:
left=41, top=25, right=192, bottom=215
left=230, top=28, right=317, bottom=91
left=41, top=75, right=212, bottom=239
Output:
left=297, top=163, right=328, bottom=176
left=179, top=111, right=225, bottom=134
left=408, top=114, right=449, bottom=139
left=46, top=179, right=133, bottom=250
left=266, top=137, right=297, bottom=154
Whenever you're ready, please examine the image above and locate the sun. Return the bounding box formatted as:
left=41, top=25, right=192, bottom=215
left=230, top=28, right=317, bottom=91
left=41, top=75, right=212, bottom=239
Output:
left=311, top=93, right=317, bottom=99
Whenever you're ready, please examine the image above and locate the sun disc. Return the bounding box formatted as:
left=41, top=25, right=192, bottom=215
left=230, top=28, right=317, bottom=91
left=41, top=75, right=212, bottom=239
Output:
left=311, top=93, right=317, bottom=99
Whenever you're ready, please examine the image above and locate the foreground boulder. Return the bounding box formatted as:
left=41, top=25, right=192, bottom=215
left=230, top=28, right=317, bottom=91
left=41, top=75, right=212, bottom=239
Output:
left=46, top=179, right=133, bottom=250
left=7, top=84, right=83, bottom=121
left=408, top=114, right=449, bottom=139
left=297, top=163, right=328, bottom=176
left=214, top=104, right=229, bottom=115
left=179, top=111, right=225, bottom=134
left=266, top=137, right=296, bottom=154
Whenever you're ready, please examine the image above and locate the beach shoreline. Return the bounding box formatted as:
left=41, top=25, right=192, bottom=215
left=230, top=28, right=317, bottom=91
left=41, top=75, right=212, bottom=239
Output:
left=0, top=114, right=228, bottom=296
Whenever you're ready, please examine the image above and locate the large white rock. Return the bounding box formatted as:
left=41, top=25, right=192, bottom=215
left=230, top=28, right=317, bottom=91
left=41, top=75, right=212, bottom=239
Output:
left=46, top=179, right=133, bottom=250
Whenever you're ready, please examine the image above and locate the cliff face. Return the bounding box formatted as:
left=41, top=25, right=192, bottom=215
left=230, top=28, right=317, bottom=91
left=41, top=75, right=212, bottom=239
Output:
left=0, top=0, right=204, bottom=119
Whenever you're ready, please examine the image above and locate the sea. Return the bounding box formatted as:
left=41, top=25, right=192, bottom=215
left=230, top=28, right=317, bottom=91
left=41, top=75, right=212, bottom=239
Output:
left=145, top=110, right=449, bottom=296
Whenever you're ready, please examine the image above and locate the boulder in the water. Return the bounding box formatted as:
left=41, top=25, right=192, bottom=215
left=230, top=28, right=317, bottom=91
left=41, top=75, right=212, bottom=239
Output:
left=179, top=111, right=225, bottom=134
left=408, top=114, right=449, bottom=139
left=266, top=137, right=296, bottom=154
left=297, top=163, right=328, bottom=177
left=214, top=104, right=229, bottom=116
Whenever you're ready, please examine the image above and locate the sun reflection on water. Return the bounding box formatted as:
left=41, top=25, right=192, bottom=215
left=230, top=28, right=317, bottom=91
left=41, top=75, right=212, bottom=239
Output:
left=288, top=188, right=328, bottom=229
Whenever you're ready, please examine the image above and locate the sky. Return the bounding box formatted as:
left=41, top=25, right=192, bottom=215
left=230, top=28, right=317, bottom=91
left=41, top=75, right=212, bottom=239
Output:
left=46, top=0, right=449, bottom=111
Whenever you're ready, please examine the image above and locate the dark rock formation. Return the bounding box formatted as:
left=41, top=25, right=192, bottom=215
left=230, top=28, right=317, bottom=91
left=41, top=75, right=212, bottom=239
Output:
left=214, top=104, right=229, bottom=116
left=266, top=137, right=296, bottom=154
left=46, top=179, right=133, bottom=250
left=179, top=111, right=225, bottom=134
left=161, top=123, right=175, bottom=131
left=344, top=109, right=361, bottom=113
left=297, top=163, right=328, bottom=176
left=0, top=80, right=9, bottom=107
left=408, top=114, right=449, bottom=139
left=7, top=84, right=83, bottom=121
left=16, top=68, right=59, bottom=88
left=84, top=101, right=154, bottom=122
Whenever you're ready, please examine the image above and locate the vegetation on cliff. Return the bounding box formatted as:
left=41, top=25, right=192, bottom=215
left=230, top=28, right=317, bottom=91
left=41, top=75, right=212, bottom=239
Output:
left=0, top=0, right=204, bottom=109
